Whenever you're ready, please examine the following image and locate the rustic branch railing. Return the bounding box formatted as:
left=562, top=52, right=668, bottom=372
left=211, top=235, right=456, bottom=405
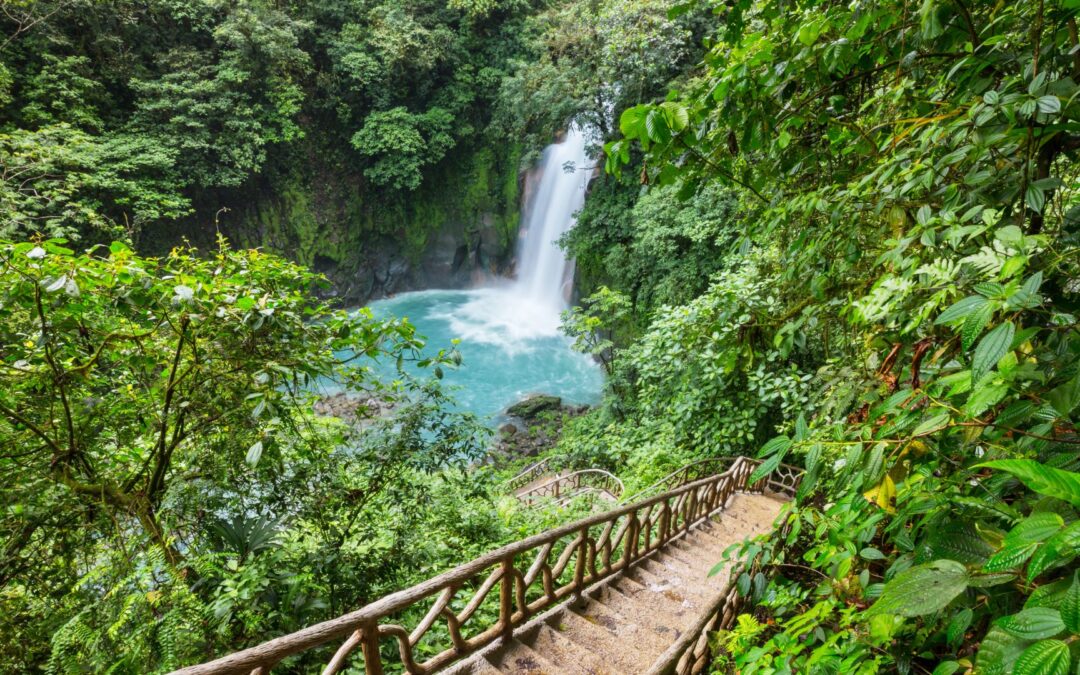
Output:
left=621, top=457, right=740, bottom=503
left=515, top=468, right=624, bottom=504
left=501, top=458, right=551, bottom=493
left=170, top=457, right=797, bottom=675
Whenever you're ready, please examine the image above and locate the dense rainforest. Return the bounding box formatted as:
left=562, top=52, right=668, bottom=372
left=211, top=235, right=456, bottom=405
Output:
left=2, top=0, right=1080, bottom=673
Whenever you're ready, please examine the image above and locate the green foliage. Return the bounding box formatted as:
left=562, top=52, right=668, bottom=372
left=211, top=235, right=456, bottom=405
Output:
left=492, top=0, right=705, bottom=153
left=551, top=0, right=1080, bottom=672
left=0, top=238, right=510, bottom=671
left=0, top=0, right=546, bottom=272
left=351, top=106, right=457, bottom=190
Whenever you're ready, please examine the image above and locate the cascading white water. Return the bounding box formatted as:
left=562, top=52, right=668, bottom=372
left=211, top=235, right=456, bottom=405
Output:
left=514, top=126, right=589, bottom=311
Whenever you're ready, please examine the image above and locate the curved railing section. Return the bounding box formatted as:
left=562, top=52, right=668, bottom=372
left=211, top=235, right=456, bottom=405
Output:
left=501, top=458, right=552, bottom=493
left=170, top=456, right=796, bottom=675
left=516, top=469, right=624, bottom=504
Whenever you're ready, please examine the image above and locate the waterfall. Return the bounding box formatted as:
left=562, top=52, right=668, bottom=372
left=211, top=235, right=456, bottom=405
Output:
left=514, top=126, right=589, bottom=311
left=398, top=126, right=591, bottom=350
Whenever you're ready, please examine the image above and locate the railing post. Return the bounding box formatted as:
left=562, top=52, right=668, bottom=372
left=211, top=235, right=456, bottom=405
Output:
left=573, top=527, right=587, bottom=595
left=360, top=623, right=383, bottom=675
left=684, top=490, right=697, bottom=532
left=499, top=557, right=514, bottom=644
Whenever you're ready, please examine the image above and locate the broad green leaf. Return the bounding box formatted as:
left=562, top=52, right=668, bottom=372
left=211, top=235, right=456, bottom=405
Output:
left=912, top=412, right=951, bottom=437
left=923, top=522, right=994, bottom=564
left=932, top=662, right=959, bottom=675
left=1027, top=578, right=1075, bottom=610
left=757, top=435, right=792, bottom=458
left=805, top=443, right=822, bottom=474
left=748, top=452, right=783, bottom=485
left=1047, top=374, right=1080, bottom=417
left=1004, top=513, right=1065, bottom=547
left=644, top=108, right=671, bottom=143
left=1062, top=572, right=1080, bottom=634
left=1036, top=95, right=1061, bottom=114
left=971, top=321, right=1014, bottom=384
left=935, top=295, right=987, bottom=324
left=1027, top=521, right=1080, bottom=580
left=977, top=626, right=1028, bottom=675
left=977, top=460, right=1080, bottom=508
left=968, top=573, right=1017, bottom=588
left=1026, top=185, right=1046, bottom=213
left=658, top=102, right=689, bottom=132
left=947, top=607, right=973, bottom=645
left=985, top=542, right=1039, bottom=571
left=996, top=608, right=1066, bottom=640
left=865, top=560, right=968, bottom=617
left=961, top=301, right=996, bottom=349
left=1012, top=639, right=1070, bottom=675
left=619, top=105, right=649, bottom=137
left=246, top=440, right=263, bottom=467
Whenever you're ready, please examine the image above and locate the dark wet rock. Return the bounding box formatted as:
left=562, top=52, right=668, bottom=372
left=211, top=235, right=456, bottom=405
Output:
left=490, top=397, right=591, bottom=464
left=506, top=394, right=562, bottom=419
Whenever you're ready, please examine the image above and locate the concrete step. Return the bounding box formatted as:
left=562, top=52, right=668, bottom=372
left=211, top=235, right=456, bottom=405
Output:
left=547, top=606, right=652, bottom=673
left=526, top=623, right=626, bottom=675
left=638, top=557, right=711, bottom=601
left=571, top=596, right=675, bottom=661
left=596, top=581, right=696, bottom=633
left=491, top=638, right=564, bottom=674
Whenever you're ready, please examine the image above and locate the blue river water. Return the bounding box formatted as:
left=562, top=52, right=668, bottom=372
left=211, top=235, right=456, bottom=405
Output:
left=364, top=287, right=604, bottom=424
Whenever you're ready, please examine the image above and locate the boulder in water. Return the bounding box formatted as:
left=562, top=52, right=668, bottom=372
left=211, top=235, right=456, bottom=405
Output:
left=506, top=394, right=562, bottom=419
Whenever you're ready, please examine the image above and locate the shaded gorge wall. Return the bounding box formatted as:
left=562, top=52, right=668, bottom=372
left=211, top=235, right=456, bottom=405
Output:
left=140, top=140, right=524, bottom=305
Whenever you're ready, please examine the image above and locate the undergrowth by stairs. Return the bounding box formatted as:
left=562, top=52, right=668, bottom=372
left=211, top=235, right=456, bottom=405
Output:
left=446, top=492, right=785, bottom=674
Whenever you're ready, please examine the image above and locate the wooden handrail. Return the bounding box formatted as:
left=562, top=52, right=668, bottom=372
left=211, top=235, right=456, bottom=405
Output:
left=170, top=456, right=799, bottom=675
left=501, top=458, right=551, bottom=492
left=516, top=468, right=624, bottom=502
left=620, top=457, right=740, bottom=503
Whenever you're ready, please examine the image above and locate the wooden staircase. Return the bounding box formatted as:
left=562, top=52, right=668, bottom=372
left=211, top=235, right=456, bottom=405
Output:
left=445, top=492, right=783, bottom=675
left=171, top=457, right=802, bottom=675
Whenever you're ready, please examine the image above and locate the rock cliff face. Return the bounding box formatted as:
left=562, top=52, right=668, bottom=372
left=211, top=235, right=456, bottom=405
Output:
left=141, top=142, right=524, bottom=305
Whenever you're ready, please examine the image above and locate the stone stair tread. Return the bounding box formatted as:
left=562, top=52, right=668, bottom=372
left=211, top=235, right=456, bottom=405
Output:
left=646, top=551, right=698, bottom=578
left=688, top=525, right=731, bottom=548
left=572, top=597, right=675, bottom=660
left=527, top=624, right=626, bottom=675
left=656, top=545, right=698, bottom=567
left=624, top=561, right=703, bottom=607
left=605, top=581, right=698, bottom=633
left=472, top=660, right=508, bottom=675
left=652, top=550, right=721, bottom=587
left=548, top=607, right=653, bottom=673
left=492, top=638, right=565, bottom=674
left=636, top=559, right=711, bottom=603
left=683, top=532, right=730, bottom=563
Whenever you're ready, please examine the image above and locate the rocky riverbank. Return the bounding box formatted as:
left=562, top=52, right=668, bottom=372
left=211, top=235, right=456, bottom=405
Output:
left=313, top=392, right=397, bottom=421
left=491, top=394, right=590, bottom=462
left=314, top=391, right=591, bottom=461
